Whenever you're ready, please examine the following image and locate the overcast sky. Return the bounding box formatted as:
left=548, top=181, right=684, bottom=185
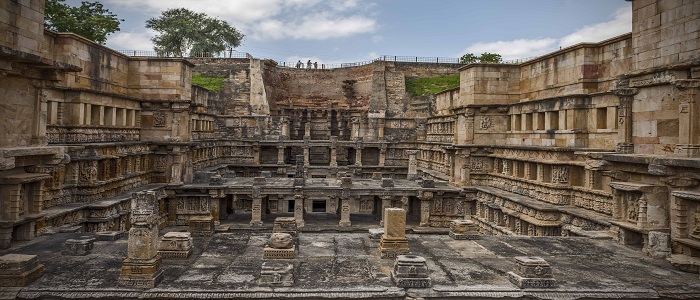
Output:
left=63, top=0, right=632, bottom=65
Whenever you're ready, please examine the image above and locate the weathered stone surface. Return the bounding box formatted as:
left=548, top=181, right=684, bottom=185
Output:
left=380, top=208, right=410, bottom=259
left=189, top=216, right=214, bottom=237
left=95, top=231, right=126, bottom=241
left=0, top=254, right=44, bottom=287
left=507, top=256, right=557, bottom=289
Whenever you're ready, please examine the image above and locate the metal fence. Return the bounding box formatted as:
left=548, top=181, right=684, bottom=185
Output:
left=115, top=50, right=250, bottom=58
left=116, top=51, right=536, bottom=68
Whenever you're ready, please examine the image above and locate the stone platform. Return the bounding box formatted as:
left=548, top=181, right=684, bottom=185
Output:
left=3, top=232, right=700, bottom=299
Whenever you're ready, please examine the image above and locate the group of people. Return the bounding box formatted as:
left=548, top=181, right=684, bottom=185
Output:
left=296, top=59, right=318, bottom=69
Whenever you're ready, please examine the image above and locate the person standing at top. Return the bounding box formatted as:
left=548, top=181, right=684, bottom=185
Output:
left=296, top=60, right=302, bottom=68
left=307, top=60, right=312, bottom=69
left=314, top=61, right=318, bottom=69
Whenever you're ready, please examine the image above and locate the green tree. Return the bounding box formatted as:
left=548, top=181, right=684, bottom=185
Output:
left=460, top=52, right=503, bottom=64
left=478, top=52, right=502, bottom=63
left=459, top=53, right=478, bottom=64
left=146, top=8, right=244, bottom=57
left=44, top=0, right=122, bottom=45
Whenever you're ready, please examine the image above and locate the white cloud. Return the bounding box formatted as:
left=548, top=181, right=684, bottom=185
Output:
left=463, top=38, right=558, bottom=61
left=460, top=6, right=632, bottom=61
left=105, top=0, right=377, bottom=43
left=106, top=30, right=156, bottom=51
left=559, top=6, right=632, bottom=48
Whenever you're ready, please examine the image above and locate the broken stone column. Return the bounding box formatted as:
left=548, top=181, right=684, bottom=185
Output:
left=507, top=256, right=557, bottom=288
left=259, top=261, right=294, bottom=287
left=330, top=136, right=338, bottom=167
left=277, top=146, right=285, bottom=165
left=118, top=191, right=164, bottom=288
left=391, top=255, right=431, bottom=288
left=339, top=197, right=352, bottom=227
left=157, top=232, right=194, bottom=259
left=379, top=195, right=393, bottom=226
left=294, top=155, right=305, bottom=186
left=0, top=254, right=44, bottom=287
left=62, top=237, right=96, bottom=256
left=406, top=150, right=419, bottom=180
left=449, top=219, right=480, bottom=240
left=379, top=208, right=410, bottom=259
left=294, top=192, right=305, bottom=227
left=263, top=233, right=296, bottom=259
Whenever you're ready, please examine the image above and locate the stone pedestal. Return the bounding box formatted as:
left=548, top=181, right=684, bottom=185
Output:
left=263, top=233, right=296, bottom=259
left=118, top=256, right=164, bottom=288
left=95, top=231, right=126, bottom=241
left=118, top=191, right=165, bottom=289
left=449, top=219, right=480, bottom=240
left=379, top=208, right=410, bottom=259
left=157, top=232, right=194, bottom=259
left=273, top=217, right=298, bottom=237
left=259, top=262, right=294, bottom=287
left=391, top=255, right=431, bottom=288
left=507, top=256, right=557, bottom=288
left=62, top=238, right=96, bottom=256
left=0, top=254, right=44, bottom=287
left=189, top=216, right=214, bottom=237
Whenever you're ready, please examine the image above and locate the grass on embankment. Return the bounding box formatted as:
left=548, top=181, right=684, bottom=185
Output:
left=405, top=74, right=460, bottom=97
left=192, top=73, right=225, bottom=92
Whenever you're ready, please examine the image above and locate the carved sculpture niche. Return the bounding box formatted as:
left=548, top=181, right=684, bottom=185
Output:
left=342, top=80, right=357, bottom=100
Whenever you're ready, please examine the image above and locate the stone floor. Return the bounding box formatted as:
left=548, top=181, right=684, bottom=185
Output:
left=2, top=225, right=700, bottom=300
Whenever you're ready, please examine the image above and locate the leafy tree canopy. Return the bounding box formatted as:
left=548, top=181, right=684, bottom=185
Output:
left=44, top=0, right=122, bottom=45
left=460, top=52, right=503, bottom=64
left=146, top=8, right=244, bottom=57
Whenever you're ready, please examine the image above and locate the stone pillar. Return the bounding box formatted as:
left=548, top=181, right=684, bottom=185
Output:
left=304, top=111, right=312, bottom=138
left=380, top=195, right=393, bottom=226
left=250, top=188, right=263, bottom=227
left=355, top=146, right=363, bottom=167
left=281, top=117, right=290, bottom=139
left=253, top=144, right=261, bottom=165
left=303, top=145, right=310, bottom=166
left=418, top=191, right=433, bottom=227
left=406, top=150, right=419, bottom=180
left=674, top=80, right=700, bottom=157
left=351, top=117, right=360, bottom=141
left=118, top=191, right=164, bottom=288
left=339, top=196, right=352, bottom=227
left=613, top=88, right=637, bottom=154
left=378, top=119, right=385, bottom=139
left=379, top=208, right=410, bottom=259
left=277, top=146, right=285, bottom=165
left=379, top=144, right=387, bottom=167
left=330, top=136, right=338, bottom=167
left=294, top=193, right=305, bottom=227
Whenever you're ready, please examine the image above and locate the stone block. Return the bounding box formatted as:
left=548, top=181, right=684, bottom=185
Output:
left=95, top=231, right=126, bottom=241
left=391, top=255, right=431, bottom=288
left=507, top=256, right=557, bottom=289
left=372, top=172, right=382, bottom=179
left=420, top=179, right=435, bottom=188
left=209, top=175, right=224, bottom=185
left=267, top=233, right=294, bottom=249
left=118, top=257, right=164, bottom=289
left=259, top=262, right=294, bottom=287
left=273, top=217, right=298, bottom=238
left=253, top=176, right=266, bottom=185
left=0, top=254, right=44, bottom=287
left=260, top=171, right=272, bottom=178
left=157, top=232, right=194, bottom=259
left=62, top=238, right=95, bottom=256
left=449, top=219, right=480, bottom=240
left=368, top=228, right=384, bottom=239
left=188, top=216, right=214, bottom=237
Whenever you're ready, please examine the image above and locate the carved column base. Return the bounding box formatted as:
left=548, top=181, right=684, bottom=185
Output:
left=118, top=256, right=164, bottom=289
left=339, top=220, right=352, bottom=227
left=616, top=143, right=634, bottom=154
left=675, top=144, right=700, bottom=157
left=379, top=236, right=410, bottom=259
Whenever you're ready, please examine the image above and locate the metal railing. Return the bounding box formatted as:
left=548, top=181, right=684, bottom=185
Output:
left=116, top=51, right=537, bottom=69
left=116, top=50, right=250, bottom=58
